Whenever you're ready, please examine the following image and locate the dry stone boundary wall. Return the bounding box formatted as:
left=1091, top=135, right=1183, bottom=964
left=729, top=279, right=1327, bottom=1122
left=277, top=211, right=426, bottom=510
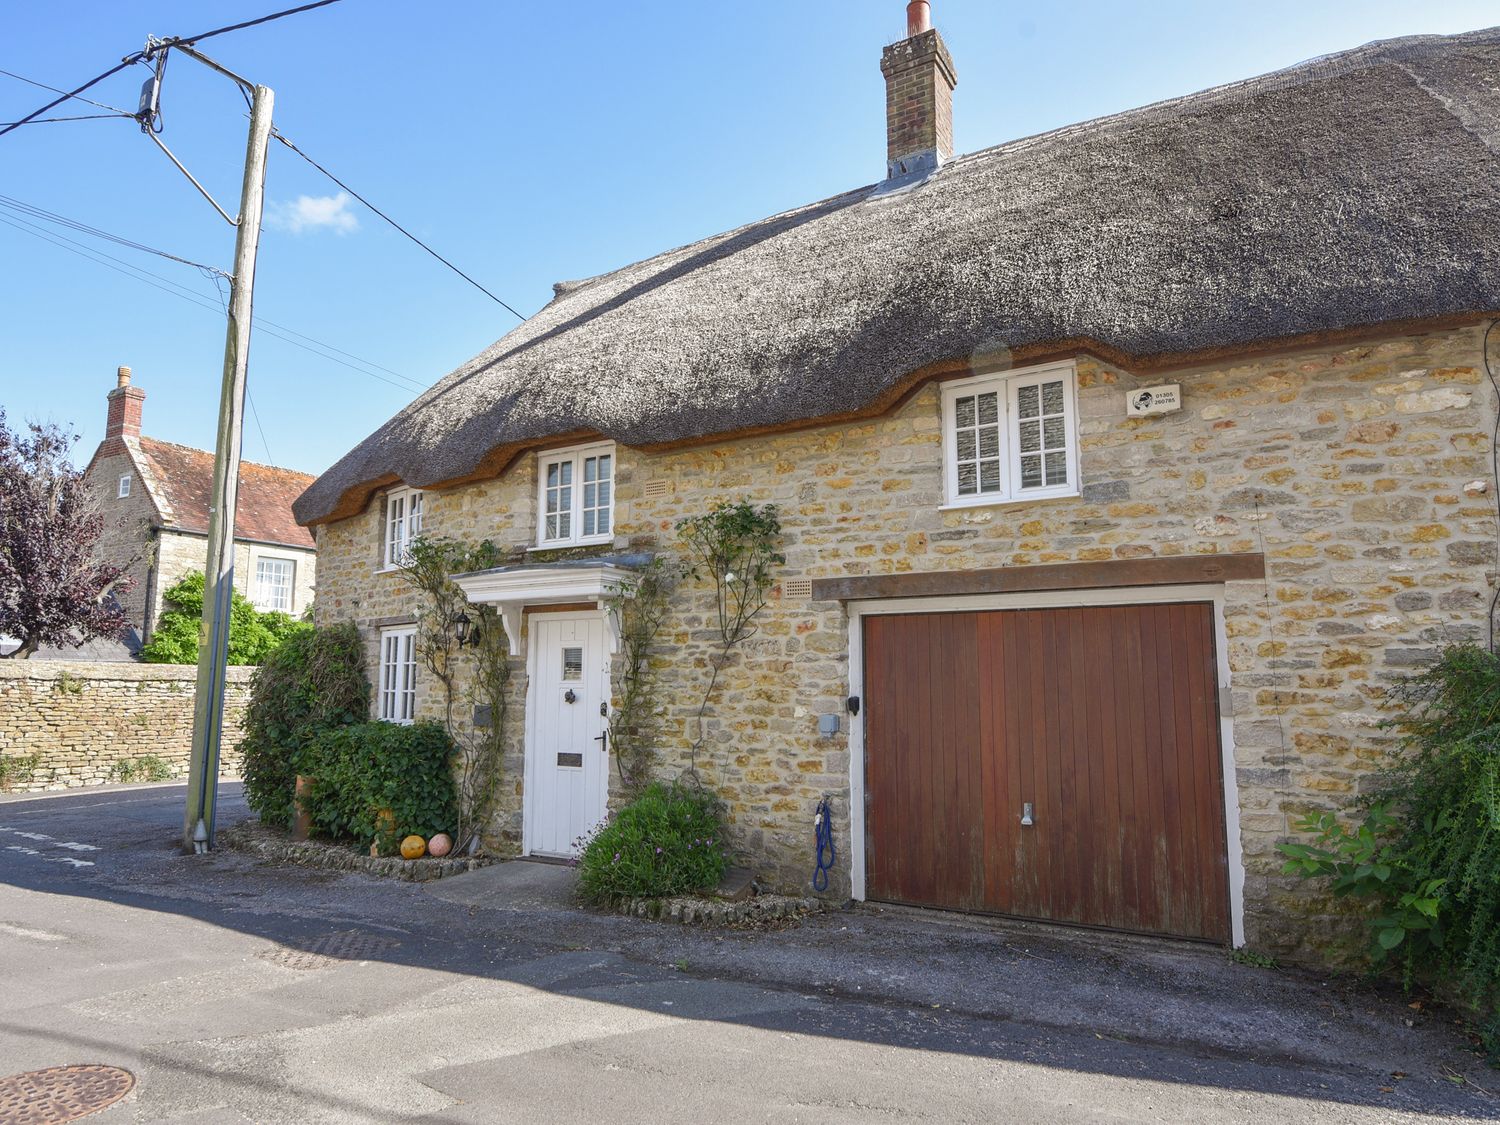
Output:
left=0, top=660, right=251, bottom=791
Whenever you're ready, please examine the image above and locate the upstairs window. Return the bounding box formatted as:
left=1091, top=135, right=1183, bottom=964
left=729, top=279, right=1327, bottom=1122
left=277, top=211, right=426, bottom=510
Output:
left=941, top=363, right=1079, bottom=507
left=537, top=442, right=614, bottom=547
left=384, top=487, right=424, bottom=568
left=118, top=474, right=131, bottom=498
left=252, top=556, right=295, bottom=613
left=378, top=626, right=417, bottom=724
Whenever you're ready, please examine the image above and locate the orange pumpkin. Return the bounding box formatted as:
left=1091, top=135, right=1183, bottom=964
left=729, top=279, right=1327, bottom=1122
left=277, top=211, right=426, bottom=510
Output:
left=400, top=834, right=427, bottom=860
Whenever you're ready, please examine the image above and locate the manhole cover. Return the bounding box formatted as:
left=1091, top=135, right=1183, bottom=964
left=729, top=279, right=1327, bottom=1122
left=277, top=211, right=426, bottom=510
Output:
left=257, top=929, right=400, bottom=971
left=0, top=1065, right=134, bottom=1124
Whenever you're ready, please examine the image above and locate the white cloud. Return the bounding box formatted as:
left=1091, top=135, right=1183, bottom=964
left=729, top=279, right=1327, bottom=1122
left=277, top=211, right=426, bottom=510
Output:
left=269, top=191, right=359, bottom=235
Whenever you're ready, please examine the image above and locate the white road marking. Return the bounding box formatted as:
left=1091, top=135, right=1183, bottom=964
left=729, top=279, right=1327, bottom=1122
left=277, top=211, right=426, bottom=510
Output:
left=55, top=842, right=100, bottom=852
left=3, top=844, right=94, bottom=867
left=0, top=921, right=68, bottom=941
left=11, top=831, right=52, bottom=841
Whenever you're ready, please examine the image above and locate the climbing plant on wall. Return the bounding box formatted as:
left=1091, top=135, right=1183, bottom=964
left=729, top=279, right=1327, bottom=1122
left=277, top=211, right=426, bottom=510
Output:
left=604, top=556, right=679, bottom=794
left=398, top=536, right=511, bottom=854
left=674, top=500, right=784, bottom=781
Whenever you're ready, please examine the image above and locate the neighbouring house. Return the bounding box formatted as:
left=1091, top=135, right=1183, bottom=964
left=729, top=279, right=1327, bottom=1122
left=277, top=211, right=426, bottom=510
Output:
left=295, top=7, right=1500, bottom=956
left=74, top=366, right=317, bottom=659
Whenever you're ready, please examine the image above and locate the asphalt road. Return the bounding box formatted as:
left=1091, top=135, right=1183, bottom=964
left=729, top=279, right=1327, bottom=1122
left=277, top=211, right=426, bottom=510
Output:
left=0, top=783, right=1495, bottom=1123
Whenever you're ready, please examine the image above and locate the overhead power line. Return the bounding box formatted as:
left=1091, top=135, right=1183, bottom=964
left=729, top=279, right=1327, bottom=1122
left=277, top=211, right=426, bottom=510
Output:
left=0, top=211, right=430, bottom=397
left=0, top=58, right=139, bottom=138
left=0, top=193, right=226, bottom=277
left=0, top=112, right=130, bottom=128
left=0, top=0, right=345, bottom=139
left=0, top=67, right=134, bottom=115
left=272, top=129, right=529, bottom=321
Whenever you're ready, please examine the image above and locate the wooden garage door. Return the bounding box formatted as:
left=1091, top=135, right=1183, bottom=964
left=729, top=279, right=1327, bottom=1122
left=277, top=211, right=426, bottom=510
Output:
left=863, top=602, right=1230, bottom=942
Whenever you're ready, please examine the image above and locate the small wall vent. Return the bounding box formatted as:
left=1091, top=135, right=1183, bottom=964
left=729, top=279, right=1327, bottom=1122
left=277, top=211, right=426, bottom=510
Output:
left=781, top=578, right=813, bottom=601
left=642, top=479, right=671, bottom=500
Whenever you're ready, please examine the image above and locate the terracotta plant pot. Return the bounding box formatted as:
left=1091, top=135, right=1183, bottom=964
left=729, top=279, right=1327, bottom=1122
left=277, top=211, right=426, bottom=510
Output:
left=292, top=776, right=315, bottom=841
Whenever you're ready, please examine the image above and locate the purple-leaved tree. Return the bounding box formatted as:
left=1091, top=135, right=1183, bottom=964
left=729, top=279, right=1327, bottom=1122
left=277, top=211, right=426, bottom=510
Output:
left=0, top=409, right=131, bottom=659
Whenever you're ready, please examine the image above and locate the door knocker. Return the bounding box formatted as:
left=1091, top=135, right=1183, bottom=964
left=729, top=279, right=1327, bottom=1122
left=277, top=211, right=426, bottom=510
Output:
left=563, top=689, right=577, bottom=704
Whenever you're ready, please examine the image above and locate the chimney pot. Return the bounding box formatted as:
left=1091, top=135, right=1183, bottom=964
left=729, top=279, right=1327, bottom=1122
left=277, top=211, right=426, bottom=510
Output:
left=906, top=1, right=931, bottom=36
left=105, top=366, right=144, bottom=444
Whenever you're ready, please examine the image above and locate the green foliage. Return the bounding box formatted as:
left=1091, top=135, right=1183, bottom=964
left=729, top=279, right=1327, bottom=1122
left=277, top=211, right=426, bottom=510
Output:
left=239, top=621, right=369, bottom=830
left=0, top=752, right=41, bottom=790
left=576, top=781, right=730, bottom=902
left=397, top=536, right=510, bottom=854
left=1279, top=644, right=1500, bottom=1052
left=1230, top=948, right=1280, bottom=970
left=140, top=571, right=309, bottom=665
left=110, top=754, right=174, bottom=783
left=300, top=720, right=458, bottom=851
left=675, top=501, right=784, bottom=650
left=674, top=501, right=783, bottom=779
left=606, top=557, right=679, bottom=793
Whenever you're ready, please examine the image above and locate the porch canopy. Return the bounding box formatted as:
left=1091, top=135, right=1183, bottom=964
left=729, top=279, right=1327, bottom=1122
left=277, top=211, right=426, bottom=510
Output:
left=450, top=554, right=647, bottom=656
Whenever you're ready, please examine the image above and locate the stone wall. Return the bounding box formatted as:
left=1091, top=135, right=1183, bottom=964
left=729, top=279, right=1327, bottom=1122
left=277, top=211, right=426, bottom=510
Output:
left=312, top=324, right=1496, bottom=957
left=84, top=445, right=160, bottom=639
left=0, top=661, right=253, bottom=791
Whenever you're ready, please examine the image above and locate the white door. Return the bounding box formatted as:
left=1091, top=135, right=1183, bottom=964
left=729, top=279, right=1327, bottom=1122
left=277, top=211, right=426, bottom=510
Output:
left=526, top=613, right=609, bottom=857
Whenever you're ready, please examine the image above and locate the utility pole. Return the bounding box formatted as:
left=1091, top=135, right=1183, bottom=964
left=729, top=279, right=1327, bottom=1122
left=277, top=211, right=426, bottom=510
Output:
left=132, top=35, right=278, bottom=853
left=182, top=81, right=273, bottom=853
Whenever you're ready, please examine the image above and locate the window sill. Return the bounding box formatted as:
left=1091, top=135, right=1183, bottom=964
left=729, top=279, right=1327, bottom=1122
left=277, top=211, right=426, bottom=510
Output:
left=528, top=535, right=616, bottom=554
left=939, top=489, right=1080, bottom=512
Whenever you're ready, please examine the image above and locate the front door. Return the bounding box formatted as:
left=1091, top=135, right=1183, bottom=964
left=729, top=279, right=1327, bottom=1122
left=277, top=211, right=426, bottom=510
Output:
left=527, top=613, right=609, bottom=857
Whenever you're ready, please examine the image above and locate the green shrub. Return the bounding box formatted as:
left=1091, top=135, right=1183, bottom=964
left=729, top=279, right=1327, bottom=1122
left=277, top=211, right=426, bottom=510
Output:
left=1279, top=644, right=1500, bottom=1052
left=141, top=571, right=309, bottom=665
left=300, top=720, right=457, bottom=851
left=576, top=781, right=729, bottom=903
left=0, top=752, right=41, bottom=790
left=110, top=754, right=174, bottom=783
left=239, top=621, right=368, bottom=829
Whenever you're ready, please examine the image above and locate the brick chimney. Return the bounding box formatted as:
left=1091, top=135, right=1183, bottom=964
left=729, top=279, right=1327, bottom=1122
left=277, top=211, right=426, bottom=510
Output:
left=880, top=1, right=957, bottom=180
left=105, top=365, right=145, bottom=443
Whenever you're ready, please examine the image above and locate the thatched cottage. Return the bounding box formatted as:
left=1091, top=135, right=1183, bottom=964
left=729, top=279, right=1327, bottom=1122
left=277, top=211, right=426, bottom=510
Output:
left=296, top=6, right=1500, bottom=954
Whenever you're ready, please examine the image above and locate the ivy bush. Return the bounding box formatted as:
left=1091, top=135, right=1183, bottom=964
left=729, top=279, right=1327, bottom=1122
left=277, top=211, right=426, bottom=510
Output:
left=1279, top=644, right=1500, bottom=1054
left=239, top=621, right=368, bottom=829
left=300, top=721, right=457, bottom=852
left=141, top=571, right=307, bottom=665
left=576, top=781, right=730, bottom=902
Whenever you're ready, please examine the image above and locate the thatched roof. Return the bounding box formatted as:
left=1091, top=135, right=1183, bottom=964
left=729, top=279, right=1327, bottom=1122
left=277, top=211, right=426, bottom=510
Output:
left=296, top=27, right=1500, bottom=526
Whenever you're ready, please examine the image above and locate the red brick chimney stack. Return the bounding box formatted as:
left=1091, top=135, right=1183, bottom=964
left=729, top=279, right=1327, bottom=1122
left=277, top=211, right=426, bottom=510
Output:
left=881, top=1, right=957, bottom=181
left=105, top=365, right=145, bottom=443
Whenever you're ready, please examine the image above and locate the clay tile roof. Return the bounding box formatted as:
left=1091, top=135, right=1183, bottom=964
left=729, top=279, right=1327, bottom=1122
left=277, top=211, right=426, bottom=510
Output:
left=138, top=437, right=316, bottom=549
left=295, top=27, right=1500, bottom=527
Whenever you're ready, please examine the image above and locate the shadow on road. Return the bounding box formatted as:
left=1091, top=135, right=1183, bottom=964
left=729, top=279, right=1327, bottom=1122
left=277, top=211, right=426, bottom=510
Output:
left=0, top=783, right=1492, bottom=1120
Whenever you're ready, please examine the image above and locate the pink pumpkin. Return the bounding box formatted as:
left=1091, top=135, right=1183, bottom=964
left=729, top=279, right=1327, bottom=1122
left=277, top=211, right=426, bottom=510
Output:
left=428, top=833, right=452, bottom=858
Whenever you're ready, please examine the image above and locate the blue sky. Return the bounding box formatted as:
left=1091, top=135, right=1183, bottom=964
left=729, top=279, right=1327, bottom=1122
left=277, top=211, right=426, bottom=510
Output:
left=3, top=0, right=1494, bottom=477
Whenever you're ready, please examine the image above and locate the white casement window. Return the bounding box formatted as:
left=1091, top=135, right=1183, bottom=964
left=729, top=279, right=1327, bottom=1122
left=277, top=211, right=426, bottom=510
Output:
left=378, top=626, right=417, bottom=724
left=384, top=487, right=424, bottom=568
left=252, top=556, right=295, bottom=613
left=118, top=474, right=131, bottom=498
left=537, top=441, right=615, bottom=547
left=941, top=362, right=1080, bottom=507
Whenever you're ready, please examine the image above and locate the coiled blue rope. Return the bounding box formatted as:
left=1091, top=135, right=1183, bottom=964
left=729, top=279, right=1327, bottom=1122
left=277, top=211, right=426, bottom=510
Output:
left=812, top=796, right=836, bottom=892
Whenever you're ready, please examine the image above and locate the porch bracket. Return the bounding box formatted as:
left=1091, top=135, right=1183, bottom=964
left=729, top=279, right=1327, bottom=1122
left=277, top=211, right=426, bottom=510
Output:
left=451, top=555, right=648, bottom=657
